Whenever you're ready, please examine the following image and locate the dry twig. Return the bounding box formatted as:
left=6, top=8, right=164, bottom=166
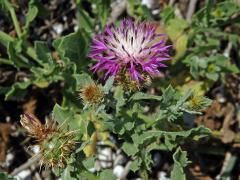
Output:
left=10, top=154, right=41, bottom=176
left=108, top=0, right=127, bottom=24
left=186, top=0, right=198, bottom=22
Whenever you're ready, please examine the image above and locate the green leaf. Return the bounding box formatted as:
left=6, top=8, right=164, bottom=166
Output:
left=5, top=81, right=31, bottom=100
left=166, top=18, right=188, bottom=40
left=53, top=31, right=88, bottom=70
left=0, top=172, right=16, bottom=180
left=1, top=0, right=22, bottom=37
left=205, top=0, right=213, bottom=26
left=52, top=104, right=74, bottom=125
left=0, top=31, right=14, bottom=46
left=82, top=157, right=95, bottom=169
left=165, top=18, right=188, bottom=60
left=93, top=0, right=111, bottom=29
left=22, top=0, right=38, bottom=38
left=206, top=73, right=218, bottom=81
left=103, top=76, right=114, bottom=93
left=122, top=142, right=139, bottom=156
left=130, top=92, right=162, bottom=101
left=100, top=169, right=116, bottom=180
left=35, top=41, right=53, bottom=65
left=162, top=85, right=176, bottom=105
left=7, top=41, right=30, bottom=68
left=79, top=170, right=98, bottom=180
left=174, top=34, right=188, bottom=60
left=52, top=105, right=86, bottom=132
left=52, top=167, right=64, bottom=177
left=160, top=6, right=175, bottom=24
left=0, top=0, right=12, bottom=11
left=171, top=147, right=190, bottom=180
left=141, top=5, right=154, bottom=20
left=184, top=54, right=238, bottom=82
left=132, top=126, right=210, bottom=148
left=74, top=73, right=95, bottom=89
left=114, top=86, right=125, bottom=113
left=124, top=121, right=135, bottom=131
left=175, top=90, right=193, bottom=110
left=76, top=4, right=94, bottom=33
left=62, top=166, right=76, bottom=180
left=130, top=158, right=142, bottom=172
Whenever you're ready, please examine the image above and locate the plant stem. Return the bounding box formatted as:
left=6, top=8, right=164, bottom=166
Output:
left=9, top=7, right=22, bottom=38
left=211, top=130, right=240, bottom=143
left=11, top=154, right=41, bottom=176
left=140, top=169, right=148, bottom=180
left=27, top=47, right=37, bottom=60
left=0, top=58, right=13, bottom=65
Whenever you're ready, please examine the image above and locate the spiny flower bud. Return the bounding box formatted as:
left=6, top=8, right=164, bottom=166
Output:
left=20, top=114, right=76, bottom=169
left=40, top=131, right=76, bottom=168
left=80, top=83, right=104, bottom=105
left=186, top=93, right=212, bottom=112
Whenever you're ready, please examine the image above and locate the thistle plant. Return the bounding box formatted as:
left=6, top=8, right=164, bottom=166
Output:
left=18, top=18, right=213, bottom=179
left=1, top=0, right=239, bottom=179
left=20, top=114, right=76, bottom=169
left=89, top=19, right=171, bottom=87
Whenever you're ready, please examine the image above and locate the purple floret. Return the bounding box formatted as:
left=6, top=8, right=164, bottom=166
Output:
left=89, top=19, right=171, bottom=83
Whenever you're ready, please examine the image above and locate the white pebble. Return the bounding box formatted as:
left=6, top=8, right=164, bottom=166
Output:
left=63, top=16, right=67, bottom=21
left=152, top=9, right=160, bottom=15
left=15, top=169, right=31, bottom=180
left=31, top=145, right=40, bottom=154
left=88, top=167, right=96, bottom=173
left=158, top=171, right=170, bottom=180
left=141, top=0, right=156, bottom=8
left=98, top=148, right=112, bottom=168
left=74, top=25, right=78, bottom=32
left=5, top=153, right=14, bottom=167
left=113, top=165, right=124, bottom=178
left=53, top=24, right=64, bottom=35
left=6, top=116, right=11, bottom=122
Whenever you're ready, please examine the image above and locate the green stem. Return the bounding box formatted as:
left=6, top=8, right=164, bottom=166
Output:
left=9, top=7, right=22, bottom=37
left=26, top=47, right=37, bottom=60
left=140, top=169, right=148, bottom=180
left=211, top=130, right=240, bottom=143
left=0, top=31, right=14, bottom=46
left=61, top=95, right=67, bottom=107
left=0, top=58, right=13, bottom=65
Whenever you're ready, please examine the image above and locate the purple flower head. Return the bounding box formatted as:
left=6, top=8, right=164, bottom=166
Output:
left=89, top=19, right=171, bottom=84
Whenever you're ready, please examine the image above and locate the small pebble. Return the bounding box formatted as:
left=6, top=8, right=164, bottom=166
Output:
left=98, top=148, right=112, bottom=168
left=158, top=171, right=170, bottom=180
left=152, top=9, right=160, bottom=15
left=15, top=169, right=31, bottom=180
left=53, top=24, right=64, bottom=35
left=113, top=165, right=124, bottom=178
left=63, top=16, right=67, bottom=21
left=141, top=0, right=159, bottom=9
left=5, top=153, right=14, bottom=167
left=6, top=116, right=11, bottom=122
left=74, top=25, right=79, bottom=32
left=31, top=145, right=40, bottom=154
left=216, top=93, right=226, bottom=103
left=88, top=167, right=96, bottom=173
